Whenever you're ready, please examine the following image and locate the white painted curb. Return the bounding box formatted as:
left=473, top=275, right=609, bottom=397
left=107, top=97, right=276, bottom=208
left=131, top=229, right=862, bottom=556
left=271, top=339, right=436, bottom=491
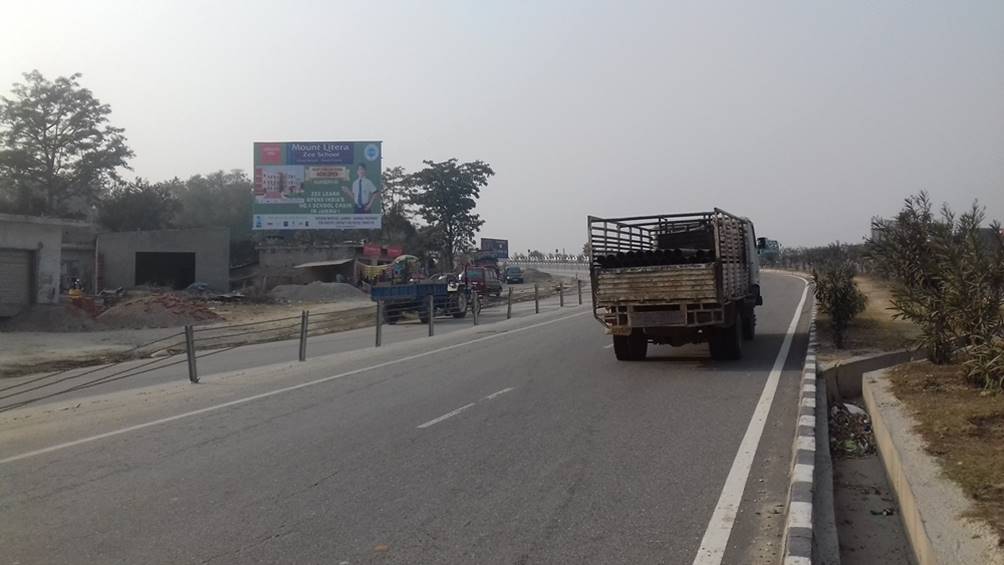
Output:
left=783, top=303, right=817, bottom=564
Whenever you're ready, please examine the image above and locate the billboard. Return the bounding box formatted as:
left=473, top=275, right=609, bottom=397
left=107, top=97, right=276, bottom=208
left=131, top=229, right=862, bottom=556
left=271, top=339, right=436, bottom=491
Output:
left=252, top=141, right=382, bottom=230
left=480, top=238, right=509, bottom=258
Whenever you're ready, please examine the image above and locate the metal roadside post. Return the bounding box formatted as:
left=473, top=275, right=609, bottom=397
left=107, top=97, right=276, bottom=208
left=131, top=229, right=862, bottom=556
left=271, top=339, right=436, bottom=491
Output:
left=473, top=292, right=480, bottom=325
left=184, top=324, right=198, bottom=383
left=506, top=287, right=513, bottom=319
left=427, top=294, right=435, bottom=337
left=375, top=301, right=384, bottom=347
left=534, top=284, right=539, bottom=314
left=559, top=282, right=565, bottom=307
left=298, top=310, right=309, bottom=362
left=577, top=279, right=583, bottom=305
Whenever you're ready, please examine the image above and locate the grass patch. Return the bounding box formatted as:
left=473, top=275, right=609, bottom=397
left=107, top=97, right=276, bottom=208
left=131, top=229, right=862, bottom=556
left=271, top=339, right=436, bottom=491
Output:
left=818, top=274, right=1003, bottom=539
left=816, top=275, right=919, bottom=363
left=889, top=361, right=1004, bottom=542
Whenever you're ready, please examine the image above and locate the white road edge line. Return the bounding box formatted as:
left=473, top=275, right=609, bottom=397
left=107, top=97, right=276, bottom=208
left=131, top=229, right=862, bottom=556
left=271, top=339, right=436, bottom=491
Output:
left=691, top=275, right=809, bottom=565
left=602, top=344, right=613, bottom=349
left=1, top=310, right=590, bottom=465
left=483, top=387, right=515, bottom=401
left=416, top=403, right=476, bottom=429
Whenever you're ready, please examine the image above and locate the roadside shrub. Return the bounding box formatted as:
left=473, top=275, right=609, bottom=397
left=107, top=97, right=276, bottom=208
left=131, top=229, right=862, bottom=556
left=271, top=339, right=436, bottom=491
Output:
left=964, top=339, right=1004, bottom=391
left=812, top=254, right=867, bottom=349
left=939, top=206, right=1004, bottom=345
left=869, top=193, right=959, bottom=363
left=869, top=192, right=1004, bottom=390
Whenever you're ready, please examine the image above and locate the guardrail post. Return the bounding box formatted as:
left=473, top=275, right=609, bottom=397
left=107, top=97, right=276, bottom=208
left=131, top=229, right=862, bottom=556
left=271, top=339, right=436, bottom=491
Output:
left=577, top=279, right=583, bottom=305
left=506, top=287, right=513, bottom=319
left=427, top=293, right=435, bottom=337
left=298, top=310, right=309, bottom=361
left=534, top=284, right=539, bottom=314
left=375, top=301, right=384, bottom=347
left=473, top=292, right=480, bottom=325
left=184, top=324, right=198, bottom=383
left=559, top=282, right=565, bottom=307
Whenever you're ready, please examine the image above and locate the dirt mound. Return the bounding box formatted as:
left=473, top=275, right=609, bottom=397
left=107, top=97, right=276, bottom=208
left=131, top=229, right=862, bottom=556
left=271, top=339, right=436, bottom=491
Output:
left=521, top=268, right=553, bottom=284
left=0, top=304, right=100, bottom=333
left=269, top=281, right=369, bottom=303
left=96, top=294, right=220, bottom=329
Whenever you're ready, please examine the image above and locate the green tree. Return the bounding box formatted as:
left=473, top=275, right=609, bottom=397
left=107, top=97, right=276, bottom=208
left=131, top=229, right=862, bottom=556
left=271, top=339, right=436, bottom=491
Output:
left=380, top=165, right=414, bottom=216
left=868, top=192, right=1004, bottom=366
left=98, top=179, right=179, bottom=231
left=408, top=158, right=494, bottom=270
left=868, top=193, right=954, bottom=363
left=170, top=170, right=253, bottom=242
left=380, top=208, right=418, bottom=247
left=812, top=248, right=867, bottom=349
left=0, top=71, right=132, bottom=216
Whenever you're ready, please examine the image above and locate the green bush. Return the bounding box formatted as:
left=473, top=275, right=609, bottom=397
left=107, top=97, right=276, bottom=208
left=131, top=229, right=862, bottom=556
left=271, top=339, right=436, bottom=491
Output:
left=964, top=340, right=1004, bottom=391
left=869, top=192, right=1004, bottom=390
left=868, top=193, right=957, bottom=363
left=812, top=255, right=867, bottom=349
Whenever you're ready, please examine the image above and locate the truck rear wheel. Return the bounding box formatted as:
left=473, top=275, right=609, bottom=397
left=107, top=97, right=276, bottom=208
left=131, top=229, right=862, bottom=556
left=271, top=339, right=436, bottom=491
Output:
left=742, top=307, right=756, bottom=341
left=709, top=314, right=743, bottom=361
left=613, top=331, right=648, bottom=361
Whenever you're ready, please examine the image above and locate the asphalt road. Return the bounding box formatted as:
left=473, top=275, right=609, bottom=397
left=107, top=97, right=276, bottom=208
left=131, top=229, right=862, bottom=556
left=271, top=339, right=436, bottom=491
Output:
left=0, top=271, right=811, bottom=564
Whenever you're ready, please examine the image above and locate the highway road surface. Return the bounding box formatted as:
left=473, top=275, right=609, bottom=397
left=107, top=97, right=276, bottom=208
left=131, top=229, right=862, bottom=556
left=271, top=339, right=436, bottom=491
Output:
left=0, top=271, right=811, bottom=564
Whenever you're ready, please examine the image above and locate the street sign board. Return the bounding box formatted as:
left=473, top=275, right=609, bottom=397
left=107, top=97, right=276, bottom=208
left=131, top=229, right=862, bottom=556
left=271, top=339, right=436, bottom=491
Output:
left=480, top=238, right=509, bottom=259
left=252, top=141, right=382, bottom=230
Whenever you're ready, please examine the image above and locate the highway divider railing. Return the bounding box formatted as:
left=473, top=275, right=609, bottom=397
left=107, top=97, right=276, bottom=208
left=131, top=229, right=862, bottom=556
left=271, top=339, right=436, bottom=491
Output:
left=0, top=280, right=589, bottom=411
left=181, top=278, right=589, bottom=382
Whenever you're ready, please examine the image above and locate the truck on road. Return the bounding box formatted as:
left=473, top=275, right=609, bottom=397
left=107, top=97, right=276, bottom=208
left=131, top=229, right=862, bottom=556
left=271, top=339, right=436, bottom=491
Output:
left=588, top=209, right=764, bottom=361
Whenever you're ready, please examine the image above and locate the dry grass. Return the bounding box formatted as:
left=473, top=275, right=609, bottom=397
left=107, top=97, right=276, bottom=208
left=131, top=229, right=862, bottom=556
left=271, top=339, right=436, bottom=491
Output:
left=889, top=361, right=1004, bottom=542
left=816, top=275, right=920, bottom=363
left=814, top=274, right=1004, bottom=540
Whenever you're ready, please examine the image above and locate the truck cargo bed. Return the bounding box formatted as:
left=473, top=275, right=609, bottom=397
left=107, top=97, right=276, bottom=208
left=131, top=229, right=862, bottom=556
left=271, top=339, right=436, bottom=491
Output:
left=595, top=263, right=717, bottom=305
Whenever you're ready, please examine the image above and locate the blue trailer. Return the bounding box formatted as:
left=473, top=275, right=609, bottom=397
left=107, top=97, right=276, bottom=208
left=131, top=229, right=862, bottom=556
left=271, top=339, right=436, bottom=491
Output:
left=370, top=280, right=470, bottom=323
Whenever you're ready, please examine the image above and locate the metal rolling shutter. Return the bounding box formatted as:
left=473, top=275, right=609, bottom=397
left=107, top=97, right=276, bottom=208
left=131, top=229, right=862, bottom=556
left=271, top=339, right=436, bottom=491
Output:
left=0, top=249, right=32, bottom=317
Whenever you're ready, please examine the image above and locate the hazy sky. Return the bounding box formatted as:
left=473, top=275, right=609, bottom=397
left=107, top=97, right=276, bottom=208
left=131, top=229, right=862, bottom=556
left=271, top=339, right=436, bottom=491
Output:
left=4, top=0, right=1002, bottom=253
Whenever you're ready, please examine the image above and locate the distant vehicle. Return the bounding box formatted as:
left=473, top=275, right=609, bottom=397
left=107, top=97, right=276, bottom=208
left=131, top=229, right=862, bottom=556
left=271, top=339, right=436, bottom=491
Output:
left=588, top=208, right=764, bottom=361
left=368, top=257, right=471, bottom=322
left=461, top=266, right=502, bottom=297
left=504, top=266, right=524, bottom=284
left=756, top=237, right=781, bottom=263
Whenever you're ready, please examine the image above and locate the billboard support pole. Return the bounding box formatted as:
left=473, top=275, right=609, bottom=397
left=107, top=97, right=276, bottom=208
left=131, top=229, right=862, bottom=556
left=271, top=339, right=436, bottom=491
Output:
left=534, top=284, right=539, bottom=314
left=375, top=301, right=384, bottom=347
left=506, top=287, right=513, bottom=320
